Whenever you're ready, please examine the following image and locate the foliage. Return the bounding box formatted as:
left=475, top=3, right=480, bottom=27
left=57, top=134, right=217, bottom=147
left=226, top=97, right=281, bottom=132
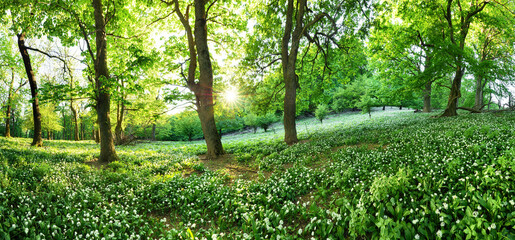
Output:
left=243, top=113, right=260, bottom=133
left=356, top=94, right=376, bottom=117
left=257, top=113, right=278, bottom=132
left=1, top=111, right=514, bottom=239
left=315, top=104, right=329, bottom=123
left=23, top=104, right=63, bottom=134
left=172, top=111, right=203, bottom=141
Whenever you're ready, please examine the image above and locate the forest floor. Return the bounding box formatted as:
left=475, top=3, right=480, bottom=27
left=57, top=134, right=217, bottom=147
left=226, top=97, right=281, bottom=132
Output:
left=0, top=109, right=514, bottom=239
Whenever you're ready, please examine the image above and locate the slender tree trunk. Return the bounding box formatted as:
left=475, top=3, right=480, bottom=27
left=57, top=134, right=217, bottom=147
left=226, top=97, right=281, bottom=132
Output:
left=423, top=81, right=432, bottom=113
left=80, top=117, right=84, bottom=140
left=17, top=33, right=43, bottom=146
left=382, top=105, right=386, bottom=111
left=194, top=0, right=224, bottom=158
left=93, top=0, right=118, bottom=162
left=115, top=99, right=124, bottom=144
left=62, top=110, right=67, bottom=139
left=474, top=75, right=484, bottom=111
left=70, top=104, right=79, bottom=141
left=152, top=123, right=156, bottom=141
left=70, top=77, right=79, bottom=141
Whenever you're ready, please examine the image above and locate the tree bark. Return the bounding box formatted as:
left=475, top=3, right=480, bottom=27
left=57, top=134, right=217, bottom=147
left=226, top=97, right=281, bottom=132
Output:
left=281, top=0, right=306, bottom=145
left=422, top=81, right=432, bottom=113
left=70, top=103, right=79, bottom=141
left=115, top=100, right=124, bottom=144
left=17, top=33, right=43, bottom=146
left=69, top=77, right=79, bottom=141
left=152, top=123, right=156, bottom=141
left=114, top=78, right=125, bottom=144
left=93, top=0, right=118, bottom=162
left=62, top=110, right=67, bottom=139
left=194, top=0, right=224, bottom=158
left=441, top=67, right=464, bottom=116
left=474, top=75, right=484, bottom=111
left=441, top=1, right=487, bottom=117
left=80, top=117, right=84, bottom=140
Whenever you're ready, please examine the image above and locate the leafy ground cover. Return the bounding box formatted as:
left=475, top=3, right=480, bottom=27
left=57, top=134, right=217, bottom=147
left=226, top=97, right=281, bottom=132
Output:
left=0, top=110, right=514, bottom=239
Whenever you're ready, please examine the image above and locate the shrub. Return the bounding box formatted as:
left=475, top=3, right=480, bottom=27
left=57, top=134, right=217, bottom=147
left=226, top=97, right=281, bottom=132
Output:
left=258, top=113, right=277, bottom=132
left=243, top=113, right=260, bottom=133
left=315, top=104, right=330, bottom=123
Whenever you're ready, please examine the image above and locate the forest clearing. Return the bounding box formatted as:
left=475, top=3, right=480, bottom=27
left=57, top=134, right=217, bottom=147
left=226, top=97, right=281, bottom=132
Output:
left=1, top=0, right=515, bottom=239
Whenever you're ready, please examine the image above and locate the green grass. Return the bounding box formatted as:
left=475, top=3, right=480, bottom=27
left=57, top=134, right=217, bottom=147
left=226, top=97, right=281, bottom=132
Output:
left=0, top=110, right=514, bottom=239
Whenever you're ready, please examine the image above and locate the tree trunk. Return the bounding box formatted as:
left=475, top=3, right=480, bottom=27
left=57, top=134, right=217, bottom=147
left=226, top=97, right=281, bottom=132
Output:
left=152, top=123, right=156, bottom=141
left=281, top=0, right=306, bottom=145
left=442, top=67, right=464, bottom=117
left=70, top=78, right=79, bottom=141
left=283, top=72, right=298, bottom=145
left=62, top=110, right=67, bottom=139
left=115, top=99, right=124, bottom=144
left=93, top=0, right=119, bottom=163
left=17, top=33, right=43, bottom=146
left=80, top=117, right=84, bottom=140
left=193, top=0, right=224, bottom=158
left=474, top=75, right=484, bottom=111
left=382, top=105, right=386, bottom=111
left=422, top=81, right=432, bottom=113
left=71, top=103, right=79, bottom=141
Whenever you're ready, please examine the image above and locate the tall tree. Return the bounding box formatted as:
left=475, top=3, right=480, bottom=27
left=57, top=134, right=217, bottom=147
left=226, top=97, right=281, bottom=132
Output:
left=42, top=0, right=163, bottom=161
left=247, top=0, right=356, bottom=145
left=468, top=11, right=515, bottom=111
left=3, top=68, right=27, bottom=137
left=16, top=33, right=44, bottom=146
left=162, top=0, right=243, bottom=158
left=439, top=0, right=489, bottom=116
left=369, top=0, right=450, bottom=113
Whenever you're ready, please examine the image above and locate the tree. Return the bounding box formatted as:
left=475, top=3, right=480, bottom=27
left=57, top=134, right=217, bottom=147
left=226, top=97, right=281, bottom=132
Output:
left=41, top=0, right=161, bottom=162
left=247, top=0, right=362, bottom=145
left=315, top=104, right=329, bottom=123
left=3, top=68, right=26, bottom=138
left=162, top=0, right=238, bottom=158
left=439, top=0, right=489, bottom=116
left=0, top=28, right=27, bottom=138
left=173, top=111, right=202, bottom=141
left=243, top=113, right=259, bottom=133
left=17, top=33, right=44, bottom=146
left=468, top=12, right=515, bottom=111
left=369, top=0, right=450, bottom=113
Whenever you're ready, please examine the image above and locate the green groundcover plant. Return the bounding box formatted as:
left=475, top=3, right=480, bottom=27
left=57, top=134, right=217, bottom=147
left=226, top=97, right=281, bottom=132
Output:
left=0, top=111, right=513, bottom=239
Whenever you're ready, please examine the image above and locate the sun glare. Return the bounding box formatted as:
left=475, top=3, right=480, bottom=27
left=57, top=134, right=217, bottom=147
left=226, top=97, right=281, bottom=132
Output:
left=223, top=87, right=239, bottom=105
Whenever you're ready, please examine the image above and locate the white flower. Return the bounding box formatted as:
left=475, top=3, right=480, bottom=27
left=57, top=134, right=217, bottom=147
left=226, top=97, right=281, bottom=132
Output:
left=490, top=223, right=496, bottom=230
left=298, top=228, right=303, bottom=235
left=414, top=234, right=420, bottom=239
left=24, top=228, right=29, bottom=234
left=436, top=230, right=442, bottom=238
